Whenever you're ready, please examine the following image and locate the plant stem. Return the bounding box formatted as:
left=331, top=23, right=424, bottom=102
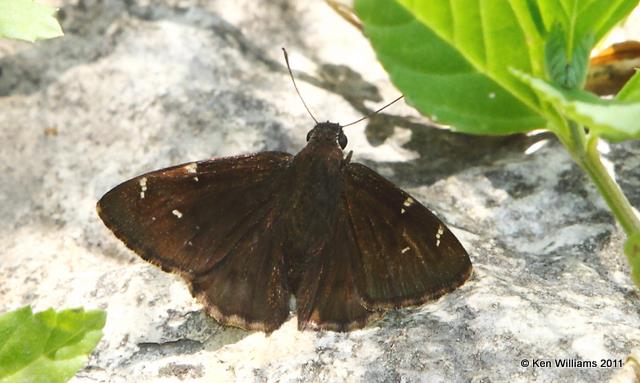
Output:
left=563, top=123, right=640, bottom=236
left=583, top=136, right=640, bottom=235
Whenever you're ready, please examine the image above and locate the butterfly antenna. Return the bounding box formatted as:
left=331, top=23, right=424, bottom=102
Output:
left=282, top=48, right=318, bottom=124
left=341, top=95, right=404, bottom=128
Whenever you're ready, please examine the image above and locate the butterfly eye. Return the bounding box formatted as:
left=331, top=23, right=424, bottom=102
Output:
left=306, top=131, right=312, bottom=142
left=338, top=132, right=348, bottom=149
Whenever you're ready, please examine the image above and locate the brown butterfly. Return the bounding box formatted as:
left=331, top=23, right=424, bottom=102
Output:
left=586, top=40, right=640, bottom=96
left=96, top=50, right=472, bottom=332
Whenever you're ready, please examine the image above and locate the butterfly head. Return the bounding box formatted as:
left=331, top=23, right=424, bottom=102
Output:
left=306, top=122, right=347, bottom=150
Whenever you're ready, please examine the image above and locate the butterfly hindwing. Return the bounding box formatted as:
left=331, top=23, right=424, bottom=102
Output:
left=97, top=151, right=294, bottom=331
left=294, top=213, right=376, bottom=331
left=344, top=163, right=472, bottom=309
left=190, top=209, right=290, bottom=331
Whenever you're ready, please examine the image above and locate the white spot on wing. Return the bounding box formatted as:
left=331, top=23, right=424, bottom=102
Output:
left=172, top=209, right=183, bottom=218
left=139, top=177, right=148, bottom=199
left=193, top=176, right=199, bottom=182
left=401, top=246, right=410, bottom=254
left=401, top=208, right=406, bottom=214
left=435, top=225, right=444, bottom=247
left=185, top=162, right=198, bottom=173
left=403, top=197, right=415, bottom=207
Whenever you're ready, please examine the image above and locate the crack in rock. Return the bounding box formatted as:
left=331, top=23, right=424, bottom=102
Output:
left=131, top=339, right=205, bottom=362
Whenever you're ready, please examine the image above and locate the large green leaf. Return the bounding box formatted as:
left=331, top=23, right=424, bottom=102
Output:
left=0, top=0, right=63, bottom=42
left=355, top=0, right=545, bottom=135
left=625, top=232, right=640, bottom=287
left=0, top=307, right=106, bottom=383
left=395, top=0, right=548, bottom=106
left=355, top=0, right=638, bottom=135
left=514, top=70, right=640, bottom=141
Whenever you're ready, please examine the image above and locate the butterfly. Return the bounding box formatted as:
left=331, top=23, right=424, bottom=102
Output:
left=96, top=50, right=472, bottom=332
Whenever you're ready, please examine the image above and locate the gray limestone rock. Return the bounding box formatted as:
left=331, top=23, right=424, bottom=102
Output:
left=1, top=1, right=639, bottom=382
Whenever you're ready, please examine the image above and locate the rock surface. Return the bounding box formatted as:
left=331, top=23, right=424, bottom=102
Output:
left=1, top=1, right=640, bottom=382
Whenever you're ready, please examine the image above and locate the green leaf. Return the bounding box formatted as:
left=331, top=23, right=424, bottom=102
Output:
left=536, top=0, right=638, bottom=49
left=544, top=23, right=592, bottom=90
left=355, top=0, right=639, bottom=135
left=355, top=0, right=545, bottom=135
left=625, top=232, right=640, bottom=287
left=537, top=1, right=637, bottom=90
left=394, top=0, right=549, bottom=106
left=0, top=0, right=63, bottom=42
left=514, top=70, right=640, bottom=141
left=0, top=307, right=106, bottom=383
left=616, top=70, right=640, bottom=102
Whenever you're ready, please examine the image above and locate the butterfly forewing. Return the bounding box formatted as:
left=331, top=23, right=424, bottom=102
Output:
left=344, top=163, right=472, bottom=309
left=97, top=152, right=294, bottom=330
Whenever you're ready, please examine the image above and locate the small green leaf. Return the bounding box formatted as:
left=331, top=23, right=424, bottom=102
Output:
left=0, top=307, right=106, bottom=383
left=544, top=23, right=592, bottom=89
left=625, top=232, right=640, bottom=287
left=536, top=0, right=638, bottom=50
left=536, top=1, right=636, bottom=90
left=514, top=70, right=640, bottom=141
left=0, top=0, right=63, bottom=42
left=616, top=70, right=640, bottom=102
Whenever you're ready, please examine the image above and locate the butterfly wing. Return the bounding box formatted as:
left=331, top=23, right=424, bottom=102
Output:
left=344, top=163, right=472, bottom=310
left=294, top=213, right=377, bottom=331
left=97, top=152, right=294, bottom=331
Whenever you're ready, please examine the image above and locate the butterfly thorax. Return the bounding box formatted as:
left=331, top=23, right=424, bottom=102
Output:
left=288, top=121, right=347, bottom=218
left=282, top=123, right=349, bottom=288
